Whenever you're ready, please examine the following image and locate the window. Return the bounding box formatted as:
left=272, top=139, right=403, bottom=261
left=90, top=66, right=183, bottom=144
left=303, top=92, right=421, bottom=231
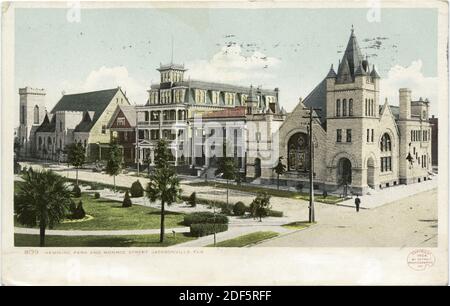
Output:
left=336, top=129, right=342, bottom=142
left=380, top=133, right=391, bottom=151
left=380, top=157, right=392, bottom=172
left=349, top=99, right=353, bottom=116
left=102, top=125, right=107, bottom=134
left=33, top=105, right=39, bottom=124
left=367, top=129, right=370, bottom=142
left=212, top=91, right=220, bottom=104
left=371, top=129, right=374, bottom=142
left=365, top=99, right=368, bottom=116
left=342, top=99, right=347, bottom=116
left=346, top=129, right=352, bottom=142
left=336, top=99, right=341, bottom=117
left=20, top=105, right=26, bottom=124
left=117, top=117, right=126, bottom=126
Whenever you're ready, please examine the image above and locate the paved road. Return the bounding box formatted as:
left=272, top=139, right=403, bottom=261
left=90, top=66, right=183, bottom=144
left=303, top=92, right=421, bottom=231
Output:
left=255, top=188, right=438, bottom=247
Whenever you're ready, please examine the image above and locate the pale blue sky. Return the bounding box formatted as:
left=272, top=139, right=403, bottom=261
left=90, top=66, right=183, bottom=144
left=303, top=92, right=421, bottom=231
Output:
left=15, top=8, right=438, bottom=118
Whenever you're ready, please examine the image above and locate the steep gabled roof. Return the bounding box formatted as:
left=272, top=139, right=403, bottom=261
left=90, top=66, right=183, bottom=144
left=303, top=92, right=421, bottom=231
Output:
left=36, top=113, right=56, bottom=133
left=51, top=88, right=121, bottom=132
left=302, top=78, right=328, bottom=125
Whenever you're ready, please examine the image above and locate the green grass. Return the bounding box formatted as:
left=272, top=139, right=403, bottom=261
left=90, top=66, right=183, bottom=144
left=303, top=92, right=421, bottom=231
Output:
left=14, top=233, right=194, bottom=247
left=207, top=231, right=279, bottom=247
left=282, top=221, right=314, bottom=230
left=14, top=192, right=186, bottom=231
left=189, top=182, right=342, bottom=204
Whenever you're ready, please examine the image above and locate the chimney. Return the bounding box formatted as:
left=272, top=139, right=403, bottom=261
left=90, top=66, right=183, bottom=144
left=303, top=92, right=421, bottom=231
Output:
left=399, top=88, right=411, bottom=120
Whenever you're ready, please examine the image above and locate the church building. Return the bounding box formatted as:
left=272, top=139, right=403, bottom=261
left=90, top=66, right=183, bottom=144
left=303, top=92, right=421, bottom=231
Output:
left=270, top=28, right=432, bottom=194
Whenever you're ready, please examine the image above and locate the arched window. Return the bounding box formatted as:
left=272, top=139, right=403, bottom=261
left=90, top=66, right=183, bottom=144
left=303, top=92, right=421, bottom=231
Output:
left=342, top=99, right=347, bottom=116
left=380, top=133, right=391, bottom=152
left=380, top=133, right=392, bottom=172
left=349, top=99, right=353, bottom=116
left=336, top=99, right=341, bottom=117
left=34, top=105, right=39, bottom=124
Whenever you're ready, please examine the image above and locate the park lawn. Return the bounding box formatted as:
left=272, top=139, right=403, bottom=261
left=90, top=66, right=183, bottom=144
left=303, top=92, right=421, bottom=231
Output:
left=207, top=231, right=279, bottom=247
left=14, top=233, right=194, bottom=247
left=14, top=192, right=186, bottom=231
left=189, top=181, right=342, bottom=204
left=282, top=221, right=314, bottom=230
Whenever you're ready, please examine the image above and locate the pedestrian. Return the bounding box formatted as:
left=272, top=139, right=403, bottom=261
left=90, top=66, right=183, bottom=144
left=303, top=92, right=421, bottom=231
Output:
left=355, top=195, right=361, bottom=212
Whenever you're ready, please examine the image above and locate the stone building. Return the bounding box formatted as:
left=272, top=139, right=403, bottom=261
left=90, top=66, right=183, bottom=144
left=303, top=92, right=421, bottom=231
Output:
left=189, top=85, right=285, bottom=178
left=271, top=28, right=432, bottom=194
left=31, top=87, right=130, bottom=161
left=135, top=63, right=281, bottom=166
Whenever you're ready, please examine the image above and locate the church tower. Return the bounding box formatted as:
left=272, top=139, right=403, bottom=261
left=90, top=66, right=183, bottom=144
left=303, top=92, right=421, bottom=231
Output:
left=324, top=27, right=381, bottom=192
left=18, top=87, right=46, bottom=156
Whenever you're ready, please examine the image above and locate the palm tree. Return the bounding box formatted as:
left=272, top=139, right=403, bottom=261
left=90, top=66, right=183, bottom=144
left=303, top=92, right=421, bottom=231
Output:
left=15, top=169, right=72, bottom=247
left=146, top=139, right=181, bottom=243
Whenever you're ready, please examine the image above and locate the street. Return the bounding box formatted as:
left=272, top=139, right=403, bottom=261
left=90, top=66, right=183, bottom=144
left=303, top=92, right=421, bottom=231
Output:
left=255, top=188, right=438, bottom=247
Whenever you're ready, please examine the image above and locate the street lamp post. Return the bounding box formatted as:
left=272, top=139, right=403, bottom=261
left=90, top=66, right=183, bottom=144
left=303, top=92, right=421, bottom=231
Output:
left=213, top=172, right=223, bottom=247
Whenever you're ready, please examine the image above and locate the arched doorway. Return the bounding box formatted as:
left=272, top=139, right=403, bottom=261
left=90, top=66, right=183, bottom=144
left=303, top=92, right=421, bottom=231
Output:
left=287, top=132, right=309, bottom=172
left=254, top=158, right=261, bottom=178
left=337, top=158, right=352, bottom=184
left=367, top=157, right=375, bottom=188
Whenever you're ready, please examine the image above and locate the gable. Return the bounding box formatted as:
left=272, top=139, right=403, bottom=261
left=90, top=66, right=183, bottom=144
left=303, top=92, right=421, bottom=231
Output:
left=110, top=109, right=132, bottom=129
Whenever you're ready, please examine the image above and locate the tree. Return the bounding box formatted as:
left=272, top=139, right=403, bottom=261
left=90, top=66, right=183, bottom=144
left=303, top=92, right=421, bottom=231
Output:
left=273, top=157, right=287, bottom=190
left=122, top=190, right=132, bottom=208
left=15, top=169, right=72, bottom=247
left=146, top=139, right=181, bottom=243
left=215, top=157, right=236, bottom=206
left=66, top=142, right=86, bottom=185
left=105, top=141, right=122, bottom=193
left=250, top=192, right=271, bottom=222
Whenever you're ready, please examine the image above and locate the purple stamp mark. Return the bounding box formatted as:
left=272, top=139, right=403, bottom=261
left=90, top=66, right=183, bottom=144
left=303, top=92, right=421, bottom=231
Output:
left=407, top=249, right=435, bottom=271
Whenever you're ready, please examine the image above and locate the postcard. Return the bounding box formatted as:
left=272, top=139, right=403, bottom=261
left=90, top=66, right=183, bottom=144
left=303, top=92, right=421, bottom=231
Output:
left=1, top=0, right=448, bottom=286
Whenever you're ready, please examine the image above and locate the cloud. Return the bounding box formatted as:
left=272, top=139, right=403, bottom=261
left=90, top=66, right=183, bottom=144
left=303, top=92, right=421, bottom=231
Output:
left=186, top=45, right=281, bottom=84
left=60, top=66, right=147, bottom=105
left=381, top=60, right=438, bottom=113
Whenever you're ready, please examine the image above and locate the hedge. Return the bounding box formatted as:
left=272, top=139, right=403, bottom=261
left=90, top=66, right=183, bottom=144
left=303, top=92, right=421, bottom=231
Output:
left=268, top=210, right=283, bottom=217
left=183, top=212, right=229, bottom=226
left=190, top=223, right=228, bottom=237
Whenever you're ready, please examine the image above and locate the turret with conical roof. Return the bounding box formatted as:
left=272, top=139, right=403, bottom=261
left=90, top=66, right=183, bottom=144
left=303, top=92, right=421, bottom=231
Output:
left=246, top=85, right=258, bottom=115
left=336, top=26, right=364, bottom=83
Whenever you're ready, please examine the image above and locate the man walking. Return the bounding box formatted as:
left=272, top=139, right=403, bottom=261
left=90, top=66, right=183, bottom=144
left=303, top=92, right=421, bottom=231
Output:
left=355, top=195, right=361, bottom=212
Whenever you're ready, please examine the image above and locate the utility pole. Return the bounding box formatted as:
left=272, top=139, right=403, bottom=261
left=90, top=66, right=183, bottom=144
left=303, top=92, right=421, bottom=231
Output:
left=303, top=106, right=321, bottom=223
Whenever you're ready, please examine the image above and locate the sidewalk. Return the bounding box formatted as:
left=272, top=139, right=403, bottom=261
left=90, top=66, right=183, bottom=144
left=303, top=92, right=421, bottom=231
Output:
left=14, top=226, right=190, bottom=236
left=339, top=176, right=438, bottom=209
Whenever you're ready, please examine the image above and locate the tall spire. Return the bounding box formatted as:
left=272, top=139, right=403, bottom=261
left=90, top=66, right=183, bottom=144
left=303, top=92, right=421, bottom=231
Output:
left=336, top=26, right=364, bottom=82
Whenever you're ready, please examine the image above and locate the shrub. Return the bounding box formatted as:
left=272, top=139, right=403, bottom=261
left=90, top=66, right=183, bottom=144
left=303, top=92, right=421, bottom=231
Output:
left=183, top=212, right=229, bottom=226
left=249, top=192, right=272, bottom=221
left=130, top=180, right=144, bottom=197
left=94, top=192, right=100, bottom=199
left=268, top=210, right=283, bottom=217
left=22, top=166, right=28, bottom=173
left=221, top=206, right=232, bottom=216
left=233, top=201, right=247, bottom=216
left=190, top=223, right=228, bottom=237
left=72, top=184, right=81, bottom=198
left=187, top=192, right=197, bottom=207
left=296, top=183, right=304, bottom=192
left=68, top=199, right=77, bottom=216
left=72, top=201, right=86, bottom=219
left=89, top=182, right=104, bottom=190
left=122, top=190, right=132, bottom=208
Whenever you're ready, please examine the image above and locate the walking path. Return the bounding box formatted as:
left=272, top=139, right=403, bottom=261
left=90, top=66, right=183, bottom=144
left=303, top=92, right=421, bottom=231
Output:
left=14, top=227, right=190, bottom=236
left=16, top=161, right=439, bottom=247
